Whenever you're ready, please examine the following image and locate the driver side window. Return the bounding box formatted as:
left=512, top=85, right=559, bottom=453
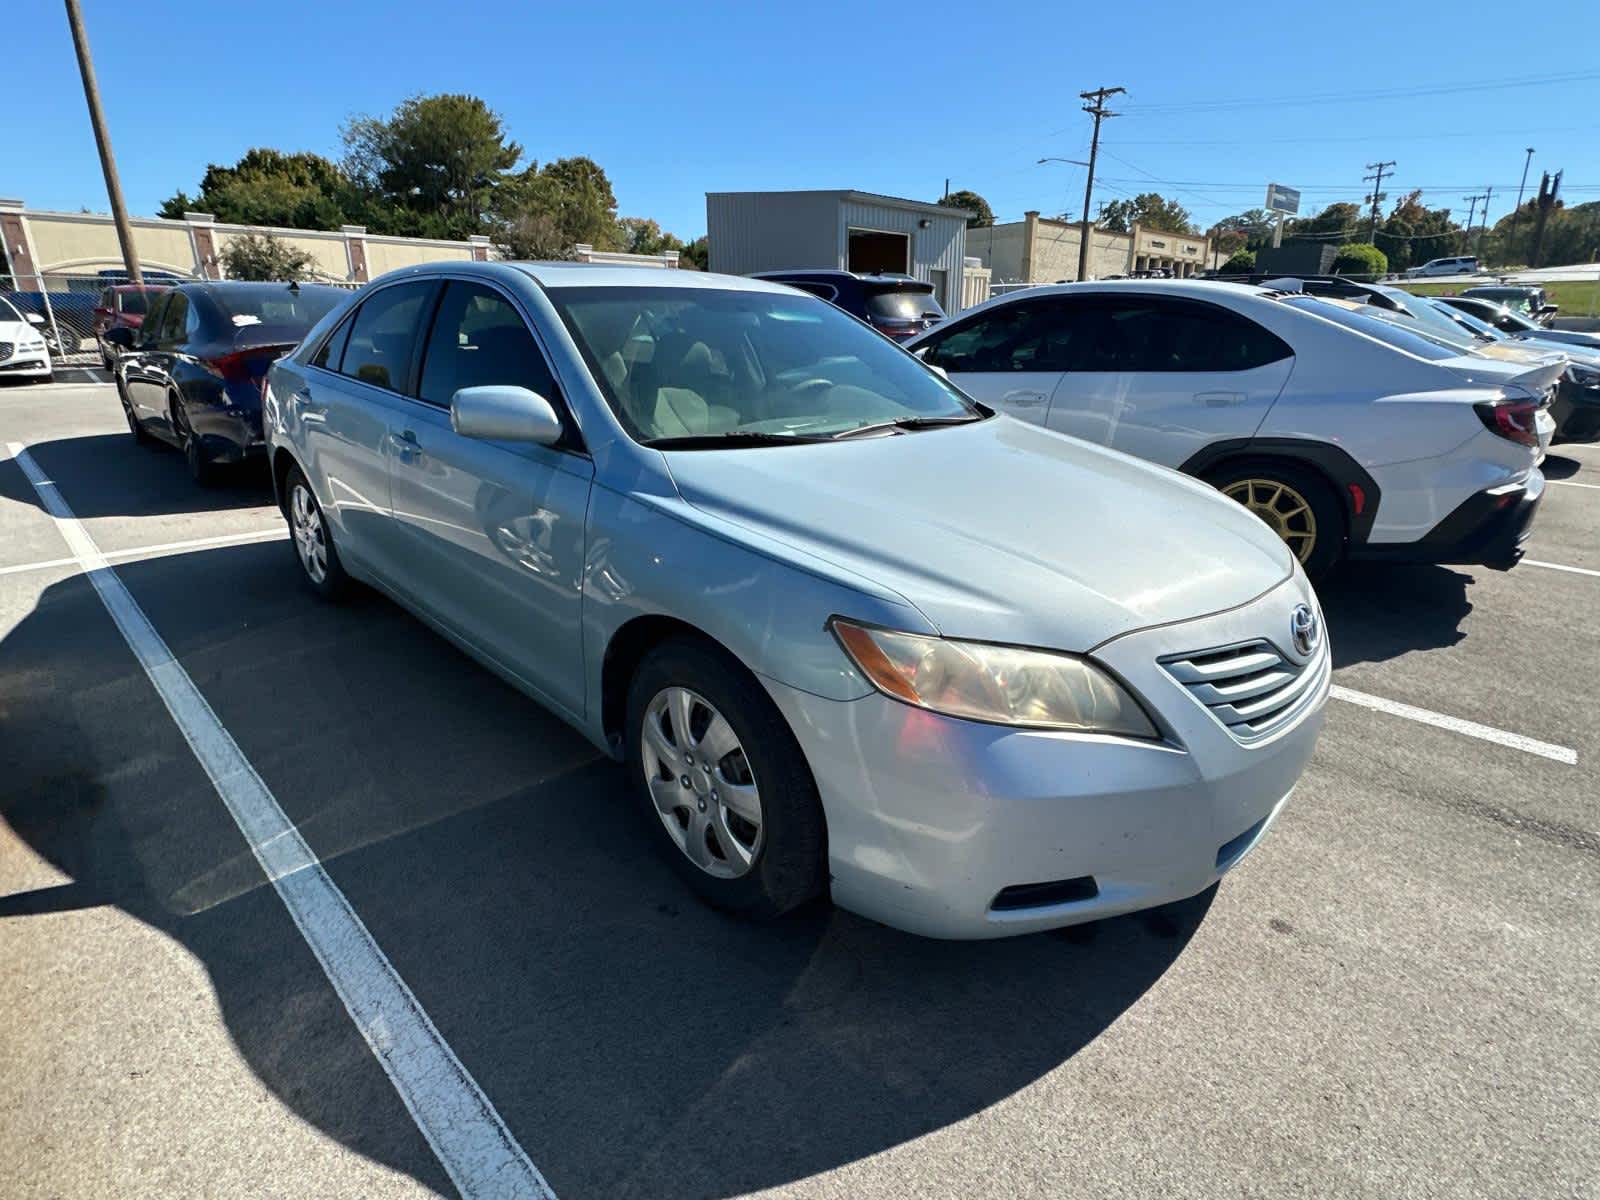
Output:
left=921, top=303, right=1065, bottom=372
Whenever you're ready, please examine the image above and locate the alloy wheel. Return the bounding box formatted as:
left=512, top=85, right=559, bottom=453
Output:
left=290, top=482, right=329, bottom=584
left=640, top=687, right=763, bottom=878
left=1222, top=477, right=1318, bottom=564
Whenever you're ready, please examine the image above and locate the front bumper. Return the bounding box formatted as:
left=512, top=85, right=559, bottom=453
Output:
left=762, top=576, right=1328, bottom=939
left=0, top=351, right=51, bottom=377
left=1350, top=472, right=1544, bottom=571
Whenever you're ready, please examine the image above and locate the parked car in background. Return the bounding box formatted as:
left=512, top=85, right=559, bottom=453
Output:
left=1418, top=296, right=1600, bottom=442
left=1437, top=295, right=1600, bottom=350
left=1461, top=285, right=1557, bottom=325
left=265, top=262, right=1327, bottom=938
left=750, top=270, right=944, bottom=342
left=112, top=281, right=347, bottom=483
left=908, top=280, right=1557, bottom=578
left=0, top=295, right=53, bottom=382
left=1404, top=255, right=1479, bottom=279
left=93, top=283, right=168, bottom=369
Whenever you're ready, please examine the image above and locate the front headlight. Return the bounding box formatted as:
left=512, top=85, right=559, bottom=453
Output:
left=831, top=619, right=1158, bottom=738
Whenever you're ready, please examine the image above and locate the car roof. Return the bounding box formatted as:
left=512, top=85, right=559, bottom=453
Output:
left=980, top=278, right=1274, bottom=302
left=513, top=262, right=793, bottom=293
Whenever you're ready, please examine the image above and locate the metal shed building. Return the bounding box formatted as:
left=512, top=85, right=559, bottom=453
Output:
left=705, top=190, right=971, bottom=314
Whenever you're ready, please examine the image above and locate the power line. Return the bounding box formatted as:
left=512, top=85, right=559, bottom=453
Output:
left=1116, top=69, right=1600, bottom=114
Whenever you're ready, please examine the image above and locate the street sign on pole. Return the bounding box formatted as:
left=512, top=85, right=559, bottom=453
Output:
left=1265, top=183, right=1301, bottom=215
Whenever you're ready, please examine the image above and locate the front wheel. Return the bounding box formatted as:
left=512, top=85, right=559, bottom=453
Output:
left=625, top=637, right=826, bottom=920
left=1206, top=461, right=1345, bottom=582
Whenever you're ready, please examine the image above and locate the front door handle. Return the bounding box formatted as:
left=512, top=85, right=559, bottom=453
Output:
left=1196, top=391, right=1244, bottom=407
left=1001, top=389, right=1048, bottom=407
left=389, top=429, right=422, bottom=462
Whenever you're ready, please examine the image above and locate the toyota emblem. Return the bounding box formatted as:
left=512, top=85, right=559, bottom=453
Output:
left=1290, top=604, right=1321, bottom=660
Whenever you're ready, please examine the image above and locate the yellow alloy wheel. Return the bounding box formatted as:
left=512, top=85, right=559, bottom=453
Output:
left=1222, top=478, right=1317, bottom=563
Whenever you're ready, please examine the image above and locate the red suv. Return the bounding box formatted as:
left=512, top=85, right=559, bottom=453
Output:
left=94, top=284, right=169, bottom=368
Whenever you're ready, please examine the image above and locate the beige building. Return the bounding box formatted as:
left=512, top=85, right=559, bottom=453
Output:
left=0, top=198, right=495, bottom=288
left=965, top=211, right=1211, bottom=285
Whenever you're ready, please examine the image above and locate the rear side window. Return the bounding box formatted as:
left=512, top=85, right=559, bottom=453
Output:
left=1063, top=299, right=1292, bottom=373
left=312, top=312, right=354, bottom=370
left=160, top=293, right=191, bottom=345
left=119, top=290, right=153, bottom=315
left=339, top=282, right=433, bottom=391
left=920, top=302, right=1068, bottom=372
left=417, top=282, right=559, bottom=407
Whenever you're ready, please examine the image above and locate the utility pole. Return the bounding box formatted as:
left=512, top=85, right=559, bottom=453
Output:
left=1530, top=170, right=1562, bottom=269
left=1507, top=147, right=1535, bottom=267
left=1464, top=193, right=1484, bottom=241
left=1477, top=185, right=1492, bottom=256
left=64, top=0, right=141, bottom=283
left=1363, top=160, right=1395, bottom=243
left=1077, top=85, right=1124, bottom=282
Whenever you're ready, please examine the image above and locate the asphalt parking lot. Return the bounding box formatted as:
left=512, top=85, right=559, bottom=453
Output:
left=2, top=380, right=1597, bottom=1200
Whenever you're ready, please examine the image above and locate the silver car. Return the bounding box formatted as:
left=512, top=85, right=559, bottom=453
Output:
left=265, top=262, right=1327, bottom=939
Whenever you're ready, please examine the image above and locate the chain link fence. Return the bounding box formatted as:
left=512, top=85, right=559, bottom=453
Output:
left=1, top=272, right=363, bottom=370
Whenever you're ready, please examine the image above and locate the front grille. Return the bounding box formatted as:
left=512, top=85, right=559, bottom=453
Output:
left=0, top=342, right=12, bottom=363
left=1161, top=637, right=1328, bottom=743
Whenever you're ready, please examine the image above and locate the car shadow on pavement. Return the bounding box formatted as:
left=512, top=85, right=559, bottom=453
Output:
left=1317, top=562, right=1473, bottom=668
left=0, top=545, right=1214, bottom=1199
left=0, top=433, right=273, bottom=517
left=1540, top=453, right=1581, bottom=481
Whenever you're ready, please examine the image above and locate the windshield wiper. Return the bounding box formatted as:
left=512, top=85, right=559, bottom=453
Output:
left=641, top=431, right=828, bottom=450
left=828, top=413, right=985, bottom=441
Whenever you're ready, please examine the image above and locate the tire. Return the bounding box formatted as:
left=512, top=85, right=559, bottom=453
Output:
left=282, top=464, right=350, bottom=601
left=1204, top=460, right=1345, bottom=582
left=171, top=394, right=222, bottom=486
left=116, top=378, right=149, bottom=445
left=625, top=636, right=827, bottom=920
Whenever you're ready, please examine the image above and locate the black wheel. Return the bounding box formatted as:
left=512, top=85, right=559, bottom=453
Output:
left=1205, top=460, right=1345, bottom=582
left=625, top=636, right=826, bottom=920
left=283, top=464, right=350, bottom=600
left=116, top=377, right=150, bottom=445
left=171, top=394, right=222, bottom=486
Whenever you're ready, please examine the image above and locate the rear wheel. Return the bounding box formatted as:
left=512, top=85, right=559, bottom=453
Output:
left=1206, top=461, right=1344, bottom=581
left=117, top=377, right=149, bottom=445
left=284, top=464, right=350, bottom=600
left=625, top=637, right=826, bottom=920
left=171, top=394, right=222, bottom=486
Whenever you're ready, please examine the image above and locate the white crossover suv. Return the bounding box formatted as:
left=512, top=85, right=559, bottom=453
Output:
left=0, top=296, right=53, bottom=382
left=909, top=280, right=1560, bottom=578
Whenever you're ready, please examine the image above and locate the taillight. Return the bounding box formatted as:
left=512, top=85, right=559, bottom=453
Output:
left=202, top=345, right=292, bottom=383
left=1474, top=397, right=1540, bottom=447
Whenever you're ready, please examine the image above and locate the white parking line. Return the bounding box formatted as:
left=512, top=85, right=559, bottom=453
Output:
left=0, top=528, right=287, bottom=577
left=5, top=444, right=554, bottom=1200
left=1523, top=559, right=1600, bottom=579
left=1547, top=479, right=1600, bottom=491
left=1330, top=685, right=1577, bottom=765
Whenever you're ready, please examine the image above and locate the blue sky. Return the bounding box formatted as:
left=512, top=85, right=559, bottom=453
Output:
left=9, top=0, right=1598, bottom=240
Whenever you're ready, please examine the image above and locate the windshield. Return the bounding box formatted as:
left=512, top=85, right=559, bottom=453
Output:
left=0, top=297, right=25, bottom=325
left=1422, top=298, right=1501, bottom=340
left=1283, top=295, right=1458, bottom=361
left=549, top=286, right=979, bottom=445
left=118, top=290, right=156, bottom=315
left=1472, top=290, right=1538, bottom=316
left=865, top=287, right=944, bottom=321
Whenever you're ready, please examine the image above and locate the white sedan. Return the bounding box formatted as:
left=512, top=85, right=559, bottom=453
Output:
left=0, top=296, right=53, bottom=382
left=909, top=279, right=1560, bottom=579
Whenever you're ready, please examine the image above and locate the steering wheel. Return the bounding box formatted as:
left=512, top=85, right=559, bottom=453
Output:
left=788, top=378, right=833, bottom=397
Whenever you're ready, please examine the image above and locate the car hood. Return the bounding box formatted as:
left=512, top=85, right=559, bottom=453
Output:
left=0, top=319, right=36, bottom=341
left=663, top=416, right=1293, bottom=652
left=1518, top=329, right=1600, bottom=351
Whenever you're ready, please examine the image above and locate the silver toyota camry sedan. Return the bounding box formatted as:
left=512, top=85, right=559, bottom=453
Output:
left=265, top=262, right=1328, bottom=939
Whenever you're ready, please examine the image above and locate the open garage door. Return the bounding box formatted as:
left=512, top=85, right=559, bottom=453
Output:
left=848, top=228, right=910, bottom=274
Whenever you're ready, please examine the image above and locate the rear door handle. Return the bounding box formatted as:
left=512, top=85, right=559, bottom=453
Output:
left=1195, top=391, right=1244, bottom=407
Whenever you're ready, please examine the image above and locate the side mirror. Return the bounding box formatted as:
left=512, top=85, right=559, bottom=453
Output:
left=25, top=312, right=44, bottom=326
left=451, top=385, right=563, bottom=445
left=104, top=327, right=135, bottom=349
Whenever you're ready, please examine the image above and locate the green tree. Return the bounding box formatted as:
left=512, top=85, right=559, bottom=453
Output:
left=492, top=156, right=623, bottom=258
left=1098, top=193, right=1195, bottom=234
left=940, top=189, right=994, bottom=228
left=1330, top=241, right=1387, bottom=279
left=219, top=231, right=316, bottom=281
left=680, top=236, right=709, bottom=271
left=616, top=217, right=685, bottom=257
left=1219, top=249, right=1256, bottom=274
left=158, top=149, right=357, bottom=230
left=1287, top=201, right=1362, bottom=243
left=1374, top=190, right=1462, bottom=273
left=343, top=93, right=522, bottom=239
left=1210, top=208, right=1277, bottom=253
